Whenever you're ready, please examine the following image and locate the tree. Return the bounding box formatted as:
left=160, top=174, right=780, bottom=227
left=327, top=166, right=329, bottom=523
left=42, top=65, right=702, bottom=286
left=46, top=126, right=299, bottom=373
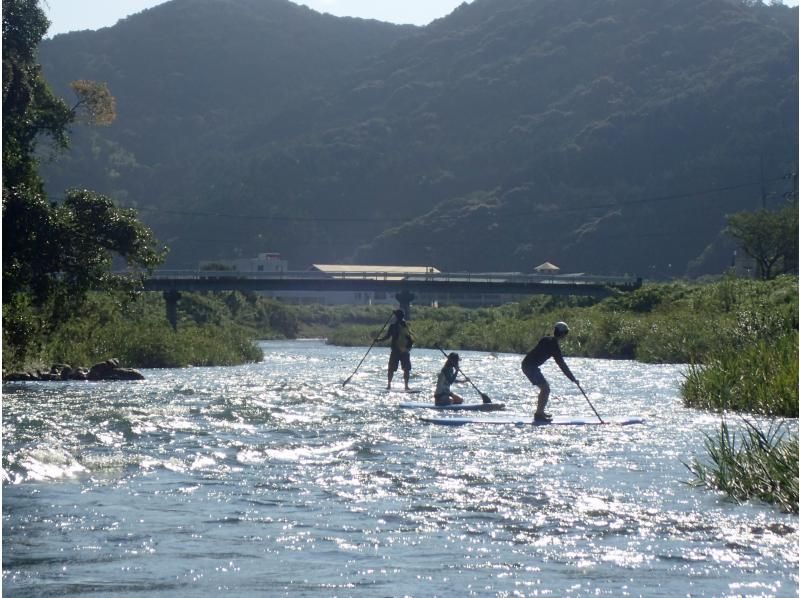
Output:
left=2, top=0, right=165, bottom=361
left=70, top=79, right=116, bottom=125
left=726, top=204, right=798, bottom=280
left=2, top=0, right=72, bottom=192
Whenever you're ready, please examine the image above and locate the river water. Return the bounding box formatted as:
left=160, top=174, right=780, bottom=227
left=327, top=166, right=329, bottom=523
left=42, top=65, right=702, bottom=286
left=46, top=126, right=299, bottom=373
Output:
left=2, top=340, right=797, bottom=597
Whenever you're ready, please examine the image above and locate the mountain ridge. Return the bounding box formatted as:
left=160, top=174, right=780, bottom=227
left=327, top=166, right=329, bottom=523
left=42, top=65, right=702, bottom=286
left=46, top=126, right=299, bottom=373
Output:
left=39, top=0, right=798, bottom=276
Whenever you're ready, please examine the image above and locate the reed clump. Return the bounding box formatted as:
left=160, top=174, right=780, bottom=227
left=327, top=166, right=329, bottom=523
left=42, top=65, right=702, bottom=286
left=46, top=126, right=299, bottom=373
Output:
left=686, top=419, right=798, bottom=514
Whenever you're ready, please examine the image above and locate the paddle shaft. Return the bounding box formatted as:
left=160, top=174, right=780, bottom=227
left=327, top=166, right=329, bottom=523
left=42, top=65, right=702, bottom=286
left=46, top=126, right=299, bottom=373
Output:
left=576, top=382, right=604, bottom=424
left=342, top=312, right=394, bottom=387
left=435, top=345, right=491, bottom=403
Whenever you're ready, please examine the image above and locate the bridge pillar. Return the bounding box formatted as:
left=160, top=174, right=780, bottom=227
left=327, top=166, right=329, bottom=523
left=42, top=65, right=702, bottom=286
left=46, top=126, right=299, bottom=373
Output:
left=395, top=290, right=415, bottom=320
left=163, top=290, right=181, bottom=331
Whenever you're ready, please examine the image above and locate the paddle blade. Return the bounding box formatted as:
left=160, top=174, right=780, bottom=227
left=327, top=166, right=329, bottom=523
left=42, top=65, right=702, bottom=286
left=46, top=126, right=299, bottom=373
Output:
left=481, top=393, right=491, bottom=404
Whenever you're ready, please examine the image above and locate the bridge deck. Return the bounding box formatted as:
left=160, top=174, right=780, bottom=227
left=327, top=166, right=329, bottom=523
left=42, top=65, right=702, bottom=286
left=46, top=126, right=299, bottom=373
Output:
left=142, top=270, right=640, bottom=297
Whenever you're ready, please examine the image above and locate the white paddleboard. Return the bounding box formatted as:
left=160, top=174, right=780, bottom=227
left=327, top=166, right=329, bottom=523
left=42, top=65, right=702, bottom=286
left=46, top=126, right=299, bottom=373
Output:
left=420, top=415, right=645, bottom=426
left=399, top=402, right=505, bottom=412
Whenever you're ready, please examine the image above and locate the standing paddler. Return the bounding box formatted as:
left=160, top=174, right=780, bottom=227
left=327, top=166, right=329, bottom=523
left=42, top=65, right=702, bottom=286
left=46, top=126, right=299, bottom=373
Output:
left=521, top=321, right=579, bottom=422
left=375, top=309, right=415, bottom=391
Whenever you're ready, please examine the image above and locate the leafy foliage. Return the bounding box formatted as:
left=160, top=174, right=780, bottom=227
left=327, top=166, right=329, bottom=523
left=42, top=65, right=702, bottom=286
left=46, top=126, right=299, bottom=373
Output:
left=2, top=0, right=165, bottom=363
left=69, top=79, right=116, bottom=125
left=45, top=300, right=263, bottom=369
left=726, top=204, right=798, bottom=279
left=4, top=290, right=302, bottom=370
left=4, top=187, right=163, bottom=301
left=2, top=0, right=71, bottom=191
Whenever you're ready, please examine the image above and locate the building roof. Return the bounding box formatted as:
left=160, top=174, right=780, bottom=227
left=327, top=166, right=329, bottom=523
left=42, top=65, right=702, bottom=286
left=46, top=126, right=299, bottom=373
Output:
left=311, top=264, right=440, bottom=280
left=534, top=261, right=560, bottom=272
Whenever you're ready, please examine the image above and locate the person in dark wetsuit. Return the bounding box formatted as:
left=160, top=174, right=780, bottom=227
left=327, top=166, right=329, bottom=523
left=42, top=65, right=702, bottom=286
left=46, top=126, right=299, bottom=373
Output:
left=376, top=309, right=415, bottom=390
left=521, top=321, right=579, bottom=422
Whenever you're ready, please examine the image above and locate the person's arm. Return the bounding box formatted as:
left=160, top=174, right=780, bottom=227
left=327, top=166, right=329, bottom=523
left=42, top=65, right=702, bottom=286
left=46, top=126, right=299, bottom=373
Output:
left=405, top=323, right=414, bottom=348
left=447, top=367, right=459, bottom=385
left=552, top=342, right=577, bottom=382
left=376, top=323, right=395, bottom=342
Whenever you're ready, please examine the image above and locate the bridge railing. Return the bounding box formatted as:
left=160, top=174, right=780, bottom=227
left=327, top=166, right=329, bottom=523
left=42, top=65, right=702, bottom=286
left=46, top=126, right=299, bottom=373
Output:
left=147, top=270, right=413, bottom=281
left=403, top=272, right=637, bottom=286
left=144, top=270, right=640, bottom=287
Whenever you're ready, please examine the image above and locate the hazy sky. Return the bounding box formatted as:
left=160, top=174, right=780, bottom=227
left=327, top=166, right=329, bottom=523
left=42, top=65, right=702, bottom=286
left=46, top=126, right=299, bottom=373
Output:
left=42, top=0, right=475, bottom=36
left=40, top=0, right=800, bottom=37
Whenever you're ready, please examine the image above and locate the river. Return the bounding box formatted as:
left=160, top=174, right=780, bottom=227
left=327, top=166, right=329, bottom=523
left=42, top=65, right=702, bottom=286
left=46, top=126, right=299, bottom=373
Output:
left=2, top=340, right=797, bottom=597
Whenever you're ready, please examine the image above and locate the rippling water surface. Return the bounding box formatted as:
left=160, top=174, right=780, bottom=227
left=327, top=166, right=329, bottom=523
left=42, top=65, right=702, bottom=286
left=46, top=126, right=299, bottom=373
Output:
left=3, top=340, right=798, bottom=597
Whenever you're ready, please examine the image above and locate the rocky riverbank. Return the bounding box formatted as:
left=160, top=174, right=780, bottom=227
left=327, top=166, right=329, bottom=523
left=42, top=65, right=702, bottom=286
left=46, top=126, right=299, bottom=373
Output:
left=3, top=358, right=145, bottom=382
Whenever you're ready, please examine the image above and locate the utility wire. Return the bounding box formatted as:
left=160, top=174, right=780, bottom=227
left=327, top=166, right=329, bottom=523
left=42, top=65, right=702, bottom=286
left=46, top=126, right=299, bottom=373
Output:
left=121, top=175, right=790, bottom=225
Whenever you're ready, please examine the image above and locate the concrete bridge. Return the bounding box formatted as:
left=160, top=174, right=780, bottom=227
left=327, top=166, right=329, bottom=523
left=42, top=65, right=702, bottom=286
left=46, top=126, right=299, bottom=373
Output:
left=142, top=270, right=641, bottom=328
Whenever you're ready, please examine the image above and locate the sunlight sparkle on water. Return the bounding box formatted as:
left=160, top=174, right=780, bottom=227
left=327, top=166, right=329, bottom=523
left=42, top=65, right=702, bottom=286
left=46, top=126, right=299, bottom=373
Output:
left=2, top=341, right=796, bottom=597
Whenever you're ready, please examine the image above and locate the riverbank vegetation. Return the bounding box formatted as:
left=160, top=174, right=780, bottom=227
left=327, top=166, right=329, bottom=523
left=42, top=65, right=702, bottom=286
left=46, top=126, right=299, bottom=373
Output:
left=2, top=290, right=302, bottom=371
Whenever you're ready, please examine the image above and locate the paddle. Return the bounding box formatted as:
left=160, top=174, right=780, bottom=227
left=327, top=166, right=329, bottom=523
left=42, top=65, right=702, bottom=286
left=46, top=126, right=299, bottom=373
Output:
left=435, top=345, right=492, bottom=403
left=342, top=312, right=394, bottom=387
left=576, top=381, right=605, bottom=424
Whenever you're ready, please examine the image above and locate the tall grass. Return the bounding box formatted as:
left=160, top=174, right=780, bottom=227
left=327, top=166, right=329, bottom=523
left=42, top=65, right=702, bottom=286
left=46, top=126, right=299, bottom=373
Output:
left=685, top=418, right=799, bottom=513
left=682, top=332, right=798, bottom=417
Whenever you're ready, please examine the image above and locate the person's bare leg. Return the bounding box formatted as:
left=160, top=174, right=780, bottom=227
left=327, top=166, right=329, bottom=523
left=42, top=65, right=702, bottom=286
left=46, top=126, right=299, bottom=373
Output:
left=387, top=369, right=394, bottom=390
left=403, top=369, right=410, bottom=390
left=535, top=382, right=550, bottom=417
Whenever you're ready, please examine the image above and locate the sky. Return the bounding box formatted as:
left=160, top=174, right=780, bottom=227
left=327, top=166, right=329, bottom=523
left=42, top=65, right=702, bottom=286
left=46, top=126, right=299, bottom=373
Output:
left=42, top=0, right=800, bottom=37
left=42, top=0, right=476, bottom=36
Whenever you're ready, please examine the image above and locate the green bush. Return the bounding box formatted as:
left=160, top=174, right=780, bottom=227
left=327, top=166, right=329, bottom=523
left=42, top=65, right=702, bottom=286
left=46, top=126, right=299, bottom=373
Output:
left=8, top=291, right=268, bottom=369
left=2, top=293, right=46, bottom=370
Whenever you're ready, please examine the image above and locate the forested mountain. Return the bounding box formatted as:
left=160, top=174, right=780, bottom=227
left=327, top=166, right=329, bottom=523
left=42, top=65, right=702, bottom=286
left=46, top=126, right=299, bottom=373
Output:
left=39, top=0, right=798, bottom=277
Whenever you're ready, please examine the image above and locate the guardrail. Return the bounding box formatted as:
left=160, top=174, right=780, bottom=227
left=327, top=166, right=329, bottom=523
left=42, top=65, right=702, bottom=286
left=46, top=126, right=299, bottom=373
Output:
left=144, top=270, right=640, bottom=287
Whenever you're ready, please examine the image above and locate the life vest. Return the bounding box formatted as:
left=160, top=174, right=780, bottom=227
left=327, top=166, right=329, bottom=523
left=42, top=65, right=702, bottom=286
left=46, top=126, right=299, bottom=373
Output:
left=394, top=323, right=414, bottom=352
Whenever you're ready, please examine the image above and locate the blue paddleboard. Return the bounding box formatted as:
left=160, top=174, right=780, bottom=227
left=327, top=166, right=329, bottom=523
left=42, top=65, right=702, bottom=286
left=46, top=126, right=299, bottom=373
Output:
left=399, top=402, right=505, bottom=412
left=420, top=415, right=645, bottom=426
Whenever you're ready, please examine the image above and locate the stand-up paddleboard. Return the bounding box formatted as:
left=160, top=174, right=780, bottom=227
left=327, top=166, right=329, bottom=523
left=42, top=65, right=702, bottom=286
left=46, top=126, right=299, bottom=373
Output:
left=420, top=415, right=645, bottom=426
left=383, top=388, right=422, bottom=394
left=399, top=402, right=505, bottom=412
